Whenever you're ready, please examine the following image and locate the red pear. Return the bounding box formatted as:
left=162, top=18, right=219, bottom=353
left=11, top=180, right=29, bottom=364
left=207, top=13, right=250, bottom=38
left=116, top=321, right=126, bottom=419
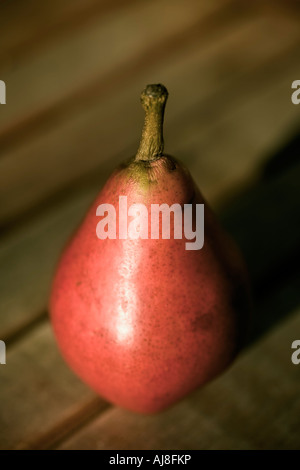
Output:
left=50, top=84, right=251, bottom=414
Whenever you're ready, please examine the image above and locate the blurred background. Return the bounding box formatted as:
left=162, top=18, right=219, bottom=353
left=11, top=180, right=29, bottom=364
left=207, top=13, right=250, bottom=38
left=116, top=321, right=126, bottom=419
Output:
left=0, top=0, right=300, bottom=450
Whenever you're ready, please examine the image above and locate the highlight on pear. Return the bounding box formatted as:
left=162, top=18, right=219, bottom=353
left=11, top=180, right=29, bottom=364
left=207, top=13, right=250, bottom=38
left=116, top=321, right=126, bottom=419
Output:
left=50, top=84, right=251, bottom=414
left=96, top=196, right=204, bottom=251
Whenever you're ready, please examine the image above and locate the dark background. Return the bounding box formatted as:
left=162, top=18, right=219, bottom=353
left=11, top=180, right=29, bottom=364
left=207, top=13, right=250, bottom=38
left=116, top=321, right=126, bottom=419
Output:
left=0, top=0, right=299, bottom=449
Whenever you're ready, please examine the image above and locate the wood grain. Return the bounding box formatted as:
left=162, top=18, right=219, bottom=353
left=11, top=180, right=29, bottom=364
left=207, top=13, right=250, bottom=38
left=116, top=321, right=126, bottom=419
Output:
left=0, top=0, right=227, bottom=140
left=1, top=5, right=298, bottom=341
left=57, top=304, right=300, bottom=450
left=1, top=5, right=299, bottom=227
left=0, top=118, right=299, bottom=450
left=220, top=160, right=300, bottom=289
left=0, top=321, right=108, bottom=450
left=1, top=28, right=299, bottom=341
left=0, top=0, right=136, bottom=64
left=0, top=0, right=299, bottom=451
left=0, top=183, right=100, bottom=342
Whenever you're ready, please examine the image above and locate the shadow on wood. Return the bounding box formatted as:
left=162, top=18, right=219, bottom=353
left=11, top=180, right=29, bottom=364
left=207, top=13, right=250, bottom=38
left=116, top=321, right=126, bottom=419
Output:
left=219, top=129, right=300, bottom=344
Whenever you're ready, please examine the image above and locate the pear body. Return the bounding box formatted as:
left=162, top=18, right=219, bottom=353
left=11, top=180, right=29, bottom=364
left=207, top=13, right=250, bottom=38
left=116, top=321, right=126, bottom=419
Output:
left=50, top=156, right=250, bottom=413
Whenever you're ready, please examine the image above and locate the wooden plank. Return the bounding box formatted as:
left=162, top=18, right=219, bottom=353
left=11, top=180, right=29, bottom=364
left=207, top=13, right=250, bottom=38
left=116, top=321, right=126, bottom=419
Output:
left=1, top=209, right=299, bottom=450
left=0, top=182, right=101, bottom=342
left=0, top=121, right=299, bottom=451
left=1, top=29, right=300, bottom=342
left=259, top=0, right=300, bottom=13
left=0, top=0, right=299, bottom=452
left=170, top=51, right=300, bottom=204
left=220, top=160, right=300, bottom=289
left=0, top=0, right=135, bottom=64
left=57, top=300, right=300, bottom=450
left=0, top=0, right=228, bottom=136
left=1, top=234, right=299, bottom=450
left=0, top=0, right=297, bottom=68
left=0, top=321, right=108, bottom=450
left=47, top=147, right=300, bottom=449
left=1, top=11, right=299, bottom=227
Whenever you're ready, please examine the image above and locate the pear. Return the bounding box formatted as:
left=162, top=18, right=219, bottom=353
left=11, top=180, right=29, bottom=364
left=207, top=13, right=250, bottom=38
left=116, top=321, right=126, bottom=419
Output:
left=50, top=84, right=251, bottom=414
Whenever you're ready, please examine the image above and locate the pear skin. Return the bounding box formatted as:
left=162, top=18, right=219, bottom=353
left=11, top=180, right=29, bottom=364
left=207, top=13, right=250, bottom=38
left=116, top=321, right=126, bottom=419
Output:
left=50, top=85, right=251, bottom=413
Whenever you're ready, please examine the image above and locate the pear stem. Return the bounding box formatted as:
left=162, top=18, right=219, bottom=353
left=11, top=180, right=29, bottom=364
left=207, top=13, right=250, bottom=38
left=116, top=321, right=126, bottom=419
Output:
left=135, top=84, right=168, bottom=162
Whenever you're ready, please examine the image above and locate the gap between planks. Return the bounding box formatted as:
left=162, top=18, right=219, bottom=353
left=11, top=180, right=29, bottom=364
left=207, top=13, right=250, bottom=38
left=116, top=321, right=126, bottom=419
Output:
left=56, top=292, right=300, bottom=450
left=0, top=10, right=299, bottom=228
left=0, top=0, right=300, bottom=452
left=1, top=149, right=300, bottom=449
left=0, top=48, right=299, bottom=341
left=17, top=395, right=110, bottom=450
left=0, top=0, right=236, bottom=145
left=2, top=7, right=299, bottom=343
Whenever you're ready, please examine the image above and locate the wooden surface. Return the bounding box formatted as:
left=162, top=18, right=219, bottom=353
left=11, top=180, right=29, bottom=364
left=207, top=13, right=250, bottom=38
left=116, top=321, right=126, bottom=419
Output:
left=0, top=0, right=300, bottom=450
